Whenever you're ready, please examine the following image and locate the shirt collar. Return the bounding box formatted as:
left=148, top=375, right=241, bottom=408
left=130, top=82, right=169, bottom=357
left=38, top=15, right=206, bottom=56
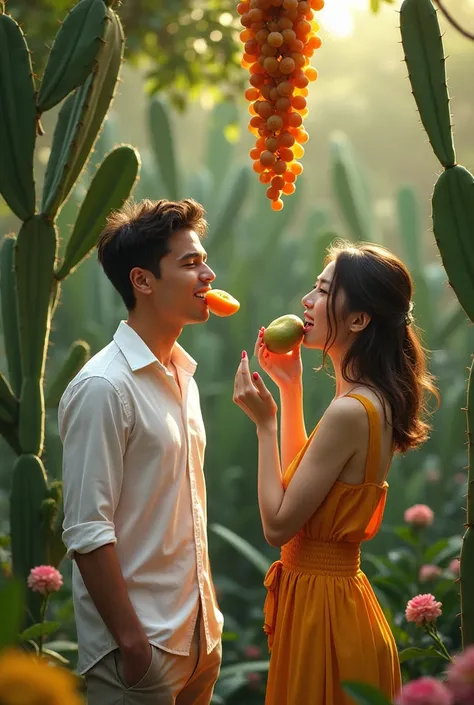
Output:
left=113, top=321, right=197, bottom=376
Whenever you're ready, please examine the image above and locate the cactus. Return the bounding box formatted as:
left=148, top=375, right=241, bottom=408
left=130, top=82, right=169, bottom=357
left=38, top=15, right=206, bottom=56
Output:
left=45, top=341, right=91, bottom=408
left=42, top=5, right=125, bottom=218
left=205, top=101, right=239, bottom=208
left=330, top=134, right=373, bottom=242
left=148, top=97, right=181, bottom=201
left=401, top=0, right=474, bottom=647
left=0, top=14, right=36, bottom=221
left=37, top=0, right=107, bottom=113
left=397, top=185, right=422, bottom=274
left=0, top=237, right=22, bottom=398
left=462, top=366, right=474, bottom=645
left=0, top=1, right=140, bottom=625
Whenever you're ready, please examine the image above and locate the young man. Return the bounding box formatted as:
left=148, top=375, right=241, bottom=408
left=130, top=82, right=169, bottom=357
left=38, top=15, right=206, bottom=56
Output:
left=60, top=199, right=223, bottom=705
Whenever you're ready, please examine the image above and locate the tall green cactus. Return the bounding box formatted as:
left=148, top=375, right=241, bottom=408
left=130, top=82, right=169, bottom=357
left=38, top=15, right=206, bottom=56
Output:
left=401, top=0, right=474, bottom=647
left=330, top=134, right=374, bottom=243
left=0, top=0, right=140, bottom=626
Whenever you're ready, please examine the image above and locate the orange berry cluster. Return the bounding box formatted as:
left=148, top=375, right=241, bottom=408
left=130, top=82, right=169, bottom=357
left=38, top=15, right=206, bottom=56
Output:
left=239, top=0, right=324, bottom=211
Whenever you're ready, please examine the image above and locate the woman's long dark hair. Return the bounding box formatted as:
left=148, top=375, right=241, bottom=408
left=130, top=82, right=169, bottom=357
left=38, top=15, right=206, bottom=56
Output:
left=323, top=241, right=438, bottom=453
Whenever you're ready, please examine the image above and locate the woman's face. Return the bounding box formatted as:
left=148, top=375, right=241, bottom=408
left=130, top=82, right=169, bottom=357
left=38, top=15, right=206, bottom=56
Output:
left=302, top=260, right=355, bottom=351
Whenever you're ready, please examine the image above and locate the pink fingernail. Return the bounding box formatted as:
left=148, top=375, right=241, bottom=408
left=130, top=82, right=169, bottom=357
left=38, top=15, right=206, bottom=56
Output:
left=242, top=350, right=247, bottom=359
left=253, top=372, right=259, bottom=380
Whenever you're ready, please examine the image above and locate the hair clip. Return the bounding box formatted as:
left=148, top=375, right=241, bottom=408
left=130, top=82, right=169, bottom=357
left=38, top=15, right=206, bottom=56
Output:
left=405, top=301, right=415, bottom=326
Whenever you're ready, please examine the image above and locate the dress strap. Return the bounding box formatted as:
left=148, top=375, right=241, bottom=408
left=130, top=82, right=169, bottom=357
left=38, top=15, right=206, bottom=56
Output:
left=346, top=394, right=382, bottom=485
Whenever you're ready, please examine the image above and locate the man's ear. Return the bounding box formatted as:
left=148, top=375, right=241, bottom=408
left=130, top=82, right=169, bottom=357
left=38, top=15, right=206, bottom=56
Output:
left=130, top=268, right=153, bottom=295
left=349, top=311, right=371, bottom=333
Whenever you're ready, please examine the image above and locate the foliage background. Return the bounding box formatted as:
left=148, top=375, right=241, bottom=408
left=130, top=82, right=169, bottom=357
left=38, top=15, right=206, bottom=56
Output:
left=1, top=0, right=474, bottom=701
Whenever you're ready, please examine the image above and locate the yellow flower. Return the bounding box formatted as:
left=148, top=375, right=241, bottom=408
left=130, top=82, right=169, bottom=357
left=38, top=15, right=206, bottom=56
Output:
left=0, top=649, right=84, bottom=705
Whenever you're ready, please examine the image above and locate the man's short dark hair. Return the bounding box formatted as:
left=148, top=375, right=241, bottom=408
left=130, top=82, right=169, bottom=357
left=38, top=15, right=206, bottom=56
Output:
left=97, top=198, right=207, bottom=310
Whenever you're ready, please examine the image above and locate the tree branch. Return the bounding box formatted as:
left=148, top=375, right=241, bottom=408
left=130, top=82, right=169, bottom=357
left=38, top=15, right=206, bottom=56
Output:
left=433, top=0, right=474, bottom=42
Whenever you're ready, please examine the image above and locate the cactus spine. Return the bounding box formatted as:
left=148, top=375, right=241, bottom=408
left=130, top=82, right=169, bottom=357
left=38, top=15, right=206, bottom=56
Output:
left=401, top=0, right=474, bottom=646
left=0, top=1, right=140, bottom=625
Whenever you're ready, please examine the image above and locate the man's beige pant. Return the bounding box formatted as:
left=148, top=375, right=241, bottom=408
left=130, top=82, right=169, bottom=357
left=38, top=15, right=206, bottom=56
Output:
left=85, top=616, right=221, bottom=705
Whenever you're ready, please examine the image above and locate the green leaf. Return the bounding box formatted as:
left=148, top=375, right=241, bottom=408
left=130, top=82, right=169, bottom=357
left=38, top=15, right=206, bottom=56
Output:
left=435, top=535, right=462, bottom=565
left=19, top=621, right=60, bottom=642
left=56, top=145, right=140, bottom=279
left=45, top=640, right=78, bottom=652
left=0, top=579, right=24, bottom=649
left=424, top=538, right=449, bottom=564
left=41, top=647, right=70, bottom=664
left=393, top=526, right=418, bottom=546
left=221, top=632, right=239, bottom=642
left=341, top=681, right=391, bottom=705
left=219, top=661, right=270, bottom=679
left=398, top=646, right=444, bottom=664
left=210, top=524, right=271, bottom=575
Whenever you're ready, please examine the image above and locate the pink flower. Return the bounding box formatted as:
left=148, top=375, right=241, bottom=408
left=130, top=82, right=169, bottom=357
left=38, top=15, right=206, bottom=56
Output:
left=404, top=504, right=434, bottom=527
left=426, top=469, right=440, bottom=483
left=244, top=645, right=261, bottom=659
left=394, top=677, right=453, bottom=705
left=406, top=594, right=442, bottom=626
left=419, top=565, right=442, bottom=582
left=449, top=558, right=460, bottom=576
left=27, top=565, right=63, bottom=596
left=447, top=645, right=474, bottom=704
left=247, top=672, right=262, bottom=690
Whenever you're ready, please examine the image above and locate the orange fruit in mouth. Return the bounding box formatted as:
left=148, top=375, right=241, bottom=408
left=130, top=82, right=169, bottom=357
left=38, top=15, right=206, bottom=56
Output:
left=204, top=289, right=240, bottom=317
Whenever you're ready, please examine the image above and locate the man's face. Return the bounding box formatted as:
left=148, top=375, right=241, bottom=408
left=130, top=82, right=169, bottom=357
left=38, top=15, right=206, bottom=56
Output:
left=148, top=228, right=216, bottom=327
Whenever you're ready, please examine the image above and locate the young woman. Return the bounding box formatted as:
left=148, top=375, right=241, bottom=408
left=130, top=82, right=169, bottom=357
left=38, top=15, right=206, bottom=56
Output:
left=233, top=242, right=437, bottom=704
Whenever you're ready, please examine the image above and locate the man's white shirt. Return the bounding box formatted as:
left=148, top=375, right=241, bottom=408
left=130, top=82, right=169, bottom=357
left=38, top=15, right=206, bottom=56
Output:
left=60, top=321, right=223, bottom=674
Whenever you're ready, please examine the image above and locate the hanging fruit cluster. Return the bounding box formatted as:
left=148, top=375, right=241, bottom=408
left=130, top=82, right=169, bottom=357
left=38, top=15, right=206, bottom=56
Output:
left=239, top=0, right=324, bottom=210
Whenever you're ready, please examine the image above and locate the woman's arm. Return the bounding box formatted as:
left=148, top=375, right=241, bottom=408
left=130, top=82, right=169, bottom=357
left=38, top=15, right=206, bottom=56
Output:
left=253, top=330, right=307, bottom=470
left=279, top=380, right=307, bottom=472
left=257, top=397, right=365, bottom=546
left=234, top=354, right=365, bottom=548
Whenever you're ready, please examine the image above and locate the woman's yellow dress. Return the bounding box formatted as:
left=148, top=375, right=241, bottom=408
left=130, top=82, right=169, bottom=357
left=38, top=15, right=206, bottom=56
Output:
left=263, top=394, right=401, bottom=704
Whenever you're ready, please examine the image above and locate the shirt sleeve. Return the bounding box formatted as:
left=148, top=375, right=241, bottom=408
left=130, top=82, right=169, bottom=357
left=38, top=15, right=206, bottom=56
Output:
left=59, top=376, right=131, bottom=559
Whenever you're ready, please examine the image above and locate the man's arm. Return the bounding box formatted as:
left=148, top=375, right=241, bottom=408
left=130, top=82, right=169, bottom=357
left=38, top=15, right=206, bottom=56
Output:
left=75, top=545, right=150, bottom=672
left=60, top=377, right=151, bottom=685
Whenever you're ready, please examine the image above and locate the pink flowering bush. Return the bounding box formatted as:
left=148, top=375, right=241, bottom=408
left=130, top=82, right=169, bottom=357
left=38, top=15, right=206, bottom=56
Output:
left=27, top=565, right=63, bottom=596
left=404, top=505, right=434, bottom=528
left=246, top=671, right=262, bottom=691
left=244, top=644, right=261, bottom=659
left=448, top=559, right=460, bottom=576
left=394, top=677, right=453, bottom=705
left=446, top=645, right=474, bottom=704
left=419, top=565, right=443, bottom=583
left=26, top=566, right=64, bottom=657
left=406, top=594, right=443, bottom=626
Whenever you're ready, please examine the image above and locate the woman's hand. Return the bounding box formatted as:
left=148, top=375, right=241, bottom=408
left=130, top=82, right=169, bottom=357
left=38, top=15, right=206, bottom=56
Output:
left=254, top=328, right=303, bottom=389
left=233, top=351, right=278, bottom=430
